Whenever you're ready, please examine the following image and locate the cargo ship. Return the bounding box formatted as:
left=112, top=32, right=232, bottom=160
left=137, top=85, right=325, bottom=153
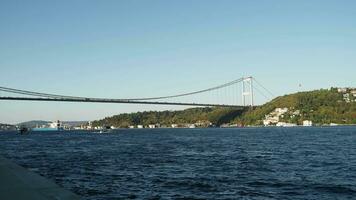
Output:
left=32, top=120, right=64, bottom=131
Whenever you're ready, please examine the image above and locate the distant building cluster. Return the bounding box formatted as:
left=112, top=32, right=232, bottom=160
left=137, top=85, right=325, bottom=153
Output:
left=302, top=120, right=313, bottom=126
left=0, top=124, right=16, bottom=131
left=263, top=107, right=313, bottom=127
left=263, top=107, right=291, bottom=126
left=338, top=87, right=356, bottom=103
left=262, top=105, right=348, bottom=127
left=89, top=121, right=215, bottom=130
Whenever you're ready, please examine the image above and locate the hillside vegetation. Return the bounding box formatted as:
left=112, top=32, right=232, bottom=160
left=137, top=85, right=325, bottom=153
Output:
left=93, top=88, right=356, bottom=127
left=92, top=107, right=246, bottom=128
left=235, top=88, right=356, bottom=125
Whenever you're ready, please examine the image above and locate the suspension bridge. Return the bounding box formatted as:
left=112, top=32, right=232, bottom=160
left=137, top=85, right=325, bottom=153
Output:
left=0, top=76, right=273, bottom=109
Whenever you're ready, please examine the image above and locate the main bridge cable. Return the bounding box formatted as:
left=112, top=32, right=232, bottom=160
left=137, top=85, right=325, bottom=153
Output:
left=252, top=85, right=270, bottom=101
left=252, top=77, right=275, bottom=98
left=0, top=77, right=245, bottom=102
left=0, top=87, right=85, bottom=100
left=125, top=77, right=245, bottom=101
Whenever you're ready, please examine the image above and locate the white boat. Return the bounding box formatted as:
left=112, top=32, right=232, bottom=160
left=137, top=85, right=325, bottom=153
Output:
left=97, top=126, right=113, bottom=134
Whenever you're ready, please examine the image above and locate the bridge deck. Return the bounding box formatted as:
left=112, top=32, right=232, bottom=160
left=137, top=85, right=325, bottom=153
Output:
left=0, top=97, right=247, bottom=108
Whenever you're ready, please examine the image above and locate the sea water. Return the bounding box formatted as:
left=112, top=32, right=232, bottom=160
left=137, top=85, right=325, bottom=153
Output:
left=1, top=127, right=356, bottom=199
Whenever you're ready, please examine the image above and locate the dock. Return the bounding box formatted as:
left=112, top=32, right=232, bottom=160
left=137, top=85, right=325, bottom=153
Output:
left=0, top=155, right=81, bottom=200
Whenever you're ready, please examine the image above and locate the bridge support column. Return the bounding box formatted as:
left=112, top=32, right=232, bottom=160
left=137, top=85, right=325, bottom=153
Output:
left=242, top=77, right=254, bottom=108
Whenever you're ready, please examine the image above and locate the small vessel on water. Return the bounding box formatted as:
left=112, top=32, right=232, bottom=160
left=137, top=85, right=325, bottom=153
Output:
left=18, top=127, right=30, bottom=134
left=97, top=126, right=113, bottom=134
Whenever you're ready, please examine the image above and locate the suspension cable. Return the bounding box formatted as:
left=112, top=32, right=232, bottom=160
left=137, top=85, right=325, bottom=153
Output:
left=252, top=85, right=270, bottom=101
left=0, top=77, right=245, bottom=101
left=252, top=77, right=275, bottom=98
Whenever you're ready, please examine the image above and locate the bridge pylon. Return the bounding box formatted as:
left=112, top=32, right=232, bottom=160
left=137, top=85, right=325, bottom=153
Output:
left=242, top=76, right=254, bottom=107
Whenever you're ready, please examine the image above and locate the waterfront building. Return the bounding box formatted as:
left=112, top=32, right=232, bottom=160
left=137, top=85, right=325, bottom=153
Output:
left=303, top=120, right=313, bottom=126
left=189, top=124, right=196, bottom=128
left=276, top=122, right=297, bottom=127
left=87, top=121, right=92, bottom=130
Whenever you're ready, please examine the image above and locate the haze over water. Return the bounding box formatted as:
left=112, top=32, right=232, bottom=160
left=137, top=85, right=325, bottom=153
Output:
left=1, top=127, right=355, bottom=199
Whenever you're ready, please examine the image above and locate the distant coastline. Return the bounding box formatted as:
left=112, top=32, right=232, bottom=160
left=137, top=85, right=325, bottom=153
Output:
left=90, top=87, right=356, bottom=129
left=1, top=87, right=355, bottom=131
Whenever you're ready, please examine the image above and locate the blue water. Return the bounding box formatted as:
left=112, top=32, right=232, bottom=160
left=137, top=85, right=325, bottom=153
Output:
left=1, top=127, right=356, bottom=200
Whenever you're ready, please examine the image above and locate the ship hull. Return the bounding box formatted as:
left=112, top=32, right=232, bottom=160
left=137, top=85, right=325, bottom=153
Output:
left=32, top=127, right=64, bottom=131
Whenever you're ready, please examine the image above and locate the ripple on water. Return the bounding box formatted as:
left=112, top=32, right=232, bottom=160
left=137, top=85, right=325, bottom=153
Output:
left=0, top=127, right=356, bottom=200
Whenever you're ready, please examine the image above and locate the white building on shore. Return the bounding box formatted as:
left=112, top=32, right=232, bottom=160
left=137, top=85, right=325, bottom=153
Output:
left=303, top=120, right=313, bottom=126
left=276, top=122, right=297, bottom=127
left=263, top=107, right=289, bottom=126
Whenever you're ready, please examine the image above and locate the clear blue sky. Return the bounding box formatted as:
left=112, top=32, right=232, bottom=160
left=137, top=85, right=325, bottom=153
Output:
left=0, top=0, right=355, bottom=124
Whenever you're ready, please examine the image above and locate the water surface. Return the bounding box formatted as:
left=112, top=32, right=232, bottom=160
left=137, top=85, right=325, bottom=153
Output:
left=1, top=127, right=356, bottom=199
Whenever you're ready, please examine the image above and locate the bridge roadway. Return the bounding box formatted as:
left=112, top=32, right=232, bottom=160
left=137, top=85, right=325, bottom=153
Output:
left=0, top=97, right=247, bottom=109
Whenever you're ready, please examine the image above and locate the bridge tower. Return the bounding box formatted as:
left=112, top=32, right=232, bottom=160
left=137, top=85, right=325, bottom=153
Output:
left=242, top=76, right=254, bottom=107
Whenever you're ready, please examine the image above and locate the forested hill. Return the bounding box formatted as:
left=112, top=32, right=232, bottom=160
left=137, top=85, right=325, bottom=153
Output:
left=93, top=88, right=356, bottom=127
left=92, top=107, right=246, bottom=128
left=235, top=88, right=356, bottom=125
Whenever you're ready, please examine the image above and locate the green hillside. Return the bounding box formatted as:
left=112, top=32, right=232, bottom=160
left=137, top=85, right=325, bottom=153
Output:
left=235, top=88, right=356, bottom=125
left=93, top=88, right=356, bottom=128
left=92, top=107, right=246, bottom=128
